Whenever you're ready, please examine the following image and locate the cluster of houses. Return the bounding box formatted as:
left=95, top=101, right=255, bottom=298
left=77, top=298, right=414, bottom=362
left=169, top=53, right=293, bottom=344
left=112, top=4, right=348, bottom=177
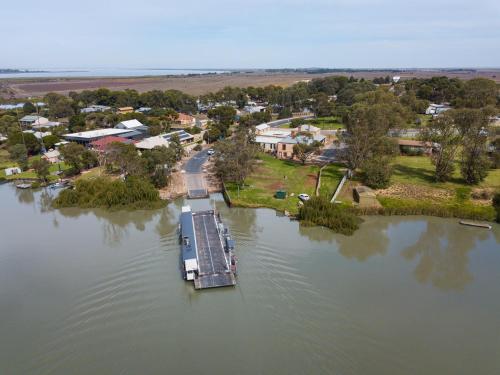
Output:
left=254, top=123, right=326, bottom=159
left=61, top=119, right=200, bottom=155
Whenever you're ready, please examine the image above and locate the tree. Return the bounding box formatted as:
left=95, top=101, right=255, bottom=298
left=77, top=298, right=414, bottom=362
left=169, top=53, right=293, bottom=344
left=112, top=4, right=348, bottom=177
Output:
left=457, top=78, right=498, bottom=108
left=278, top=107, right=293, bottom=119
left=342, top=104, right=396, bottom=171
left=421, top=113, right=462, bottom=182
left=7, top=132, right=40, bottom=154
left=42, top=134, right=60, bottom=149
left=292, top=139, right=321, bottom=165
left=81, top=149, right=98, bottom=170
left=169, top=134, right=185, bottom=161
left=208, top=106, right=236, bottom=128
left=452, top=108, right=491, bottom=184
left=23, top=102, right=36, bottom=115
left=213, top=130, right=258, bottom=187
left=142, top=145, right=177, bottom=188
left=8, top=144, right=28, bottom=170
left=50, top=97, right=74, bottom=118
left=60, top=142, right=86, bottom=173
left=311, top=93, right=334, bottom=117
left=32, top=158, right=50, bottom=182
left=106, top=142, right=146, bottom=176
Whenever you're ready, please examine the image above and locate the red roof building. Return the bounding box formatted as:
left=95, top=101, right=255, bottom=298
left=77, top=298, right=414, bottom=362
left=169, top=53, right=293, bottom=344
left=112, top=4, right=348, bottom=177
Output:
left=90, top=136, right=134, bottom=152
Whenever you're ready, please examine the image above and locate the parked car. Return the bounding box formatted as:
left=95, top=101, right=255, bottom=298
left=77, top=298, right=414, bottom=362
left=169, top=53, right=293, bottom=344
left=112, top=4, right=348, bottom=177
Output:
left=207, top=148, right=215, bottom=155
left=298, top=193, right=310, bottom=201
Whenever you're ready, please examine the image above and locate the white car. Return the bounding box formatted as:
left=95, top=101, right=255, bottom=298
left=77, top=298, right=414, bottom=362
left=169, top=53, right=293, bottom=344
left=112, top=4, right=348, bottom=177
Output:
left=298, top=193, right=310, bottom=202
left=207, top=149, right=215, bottom=155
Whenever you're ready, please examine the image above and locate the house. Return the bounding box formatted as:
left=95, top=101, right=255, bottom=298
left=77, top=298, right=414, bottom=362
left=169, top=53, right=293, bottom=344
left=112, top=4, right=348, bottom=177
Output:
left=295, top=124, right=321, bottom=136
left=243, top=105, right=267, bottom=114
left=397, top=139, right=434, bottom=155
left=90, top=136, right=135, bottom=152
left=393, top=76, right=401, bottom=83
left=135, top=130, right=194, bottom=150
left=115, top=119, right=149, bottom=133
left=81, top=105, right=111, bottom=114
left=42, top=149, right=61, bottom=163
left=194, top=114, right=209, bottom=129
left=31, top=121, right=61, bottom=130
left=0, top=134, right=7, bottom=143
left=23, top=130, right=51, bottom=140
left=276, top=134, right=326, bottom=160
left=63, top=128, right=144, bottom=145
left=4, top=167, right=21, bottom=176
left=136, top=107, right=152, bottom=113
left=19, top=115, right=49, bottom=127
left=425, top=104, right=451, bottom=115
left=177, top=113, right=196, bottom=127
left=117, top=107, right=134, bottom=114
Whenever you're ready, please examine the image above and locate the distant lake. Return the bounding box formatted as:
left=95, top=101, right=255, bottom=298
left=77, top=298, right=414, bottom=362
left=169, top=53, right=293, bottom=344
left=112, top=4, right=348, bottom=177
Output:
left=0, top=68, right=230, bottom=79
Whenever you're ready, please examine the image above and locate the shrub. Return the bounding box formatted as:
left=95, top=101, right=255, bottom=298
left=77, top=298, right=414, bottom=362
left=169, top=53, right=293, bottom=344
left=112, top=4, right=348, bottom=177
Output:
left=193, top=144, right=202, bottom=151
left=298, top=196, right=362, bottom=235
left=362, top=158, right=393, bottom=189
left=53, top=176, right=165, bottom=210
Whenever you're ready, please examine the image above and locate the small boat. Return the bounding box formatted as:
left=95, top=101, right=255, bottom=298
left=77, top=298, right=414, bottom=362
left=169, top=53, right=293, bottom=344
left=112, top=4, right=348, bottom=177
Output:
left=16, top=183, right=32, bottom=189
left=50, top=181, right=67, bottom=189
left=459, top=220, right=492, bottom=229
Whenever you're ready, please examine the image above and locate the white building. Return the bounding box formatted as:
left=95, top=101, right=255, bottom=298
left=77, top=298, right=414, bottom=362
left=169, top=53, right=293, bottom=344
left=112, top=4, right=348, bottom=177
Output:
left=115, top=119, right=148, bottom=131
left=20, top=115, right=49, bottom=127
left=4, top=167, right=22, bottom=176
left=135, top=130, right=194, bottom=150
left=426, top=104, right=451, bottom=115
left=81, top=105, right=111, bottom=113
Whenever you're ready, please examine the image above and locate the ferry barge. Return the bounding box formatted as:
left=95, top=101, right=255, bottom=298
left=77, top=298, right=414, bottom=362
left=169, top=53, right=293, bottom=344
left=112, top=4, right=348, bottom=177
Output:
left=179, top=206, right=237, bottom=289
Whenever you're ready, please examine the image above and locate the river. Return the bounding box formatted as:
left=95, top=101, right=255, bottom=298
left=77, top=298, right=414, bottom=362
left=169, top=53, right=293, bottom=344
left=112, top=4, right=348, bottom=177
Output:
left=0, top=184, right=499, bottom=375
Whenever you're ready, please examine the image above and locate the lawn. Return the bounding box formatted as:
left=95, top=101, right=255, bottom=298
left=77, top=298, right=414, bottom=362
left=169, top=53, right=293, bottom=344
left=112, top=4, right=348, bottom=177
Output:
left=375, top=155, right=500, bottom=221
left=318, top=163, right=345, bottom=198
left=304, top=116, right=344, bottom=130
left=391, top=155, right=500, bottom=190
left=225, top=154, right=342, bottom=214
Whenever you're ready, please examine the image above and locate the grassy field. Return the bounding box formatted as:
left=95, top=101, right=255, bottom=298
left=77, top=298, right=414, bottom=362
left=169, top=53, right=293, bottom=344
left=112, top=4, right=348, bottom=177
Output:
left=225, top=154, right=343, bottom=214
left=391, top=155, right=500, bottom=190
left=306, top=116, right=344, bottom=130
left=368, top=155, right=500, bottom=221
left=318, top=164, right=345, bottom=197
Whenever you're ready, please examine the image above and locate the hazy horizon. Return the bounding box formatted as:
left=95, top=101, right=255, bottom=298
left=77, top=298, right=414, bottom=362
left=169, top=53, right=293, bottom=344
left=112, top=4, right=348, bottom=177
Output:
left=2, top=0, right=499, bottom=69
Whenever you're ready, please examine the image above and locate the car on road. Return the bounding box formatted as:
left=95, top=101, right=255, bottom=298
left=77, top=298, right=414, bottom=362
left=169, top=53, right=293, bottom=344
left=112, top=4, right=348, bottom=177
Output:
left=298, top=193, right=310, bottom=202
left=207, top=148, right=215, bottom=155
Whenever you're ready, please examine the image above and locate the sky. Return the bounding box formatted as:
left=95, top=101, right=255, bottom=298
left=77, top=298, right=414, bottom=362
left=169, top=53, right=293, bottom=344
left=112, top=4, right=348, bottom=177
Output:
left=1, top=0, right=499, bottom=69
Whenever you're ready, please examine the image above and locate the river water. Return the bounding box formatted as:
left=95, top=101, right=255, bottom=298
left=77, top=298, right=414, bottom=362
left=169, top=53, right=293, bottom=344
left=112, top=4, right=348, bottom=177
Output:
left=0, top=184, right=499, bottom=375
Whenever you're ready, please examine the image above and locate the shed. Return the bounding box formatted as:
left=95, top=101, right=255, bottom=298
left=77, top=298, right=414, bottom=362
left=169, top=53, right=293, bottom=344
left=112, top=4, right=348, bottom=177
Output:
left=4, top=167, right=22, bottom=176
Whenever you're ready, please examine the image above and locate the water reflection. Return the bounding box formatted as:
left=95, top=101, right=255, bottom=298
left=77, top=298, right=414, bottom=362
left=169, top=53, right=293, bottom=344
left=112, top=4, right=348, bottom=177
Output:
left=15, top=187, right=35, bottom=204
left=336, top=221, right=390, bottom=261
left=401, top=221, right=490, bottom=290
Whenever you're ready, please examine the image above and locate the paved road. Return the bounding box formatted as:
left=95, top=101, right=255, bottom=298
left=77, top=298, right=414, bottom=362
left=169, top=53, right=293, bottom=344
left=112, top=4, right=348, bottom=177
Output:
left=314, top=142, right=347, bottom=164
left=183, top=149, right=211, bottom=197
